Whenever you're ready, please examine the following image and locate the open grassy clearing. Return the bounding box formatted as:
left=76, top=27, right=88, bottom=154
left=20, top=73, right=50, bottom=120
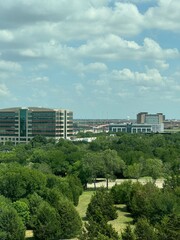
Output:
left=76, top=190, right=94, bottom=220
left=87, top=177, right=164, bottom=189
left=109, top=204, right=133, bottom=233
left=76, top=190, right=133, bottom=235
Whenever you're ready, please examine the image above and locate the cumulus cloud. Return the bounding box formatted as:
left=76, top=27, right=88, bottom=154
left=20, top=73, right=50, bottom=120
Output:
left=76, top=35, right=179, bottom=62
left=144, top=0, right=180, bottom=32
left=112, top=68, right=166, bottom=85
left=0, top=0, right=179, bottom=117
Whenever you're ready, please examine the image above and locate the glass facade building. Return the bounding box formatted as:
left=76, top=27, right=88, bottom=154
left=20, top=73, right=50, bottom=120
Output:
left=109, top=123, right=164, bottom=133
left=0, top=107, right=73, bottom=144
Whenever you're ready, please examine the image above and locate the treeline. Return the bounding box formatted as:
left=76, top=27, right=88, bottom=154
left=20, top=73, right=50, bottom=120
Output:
left=0, top=133, right=179, bottom=239
left=1, top=133, right=180, bottom=187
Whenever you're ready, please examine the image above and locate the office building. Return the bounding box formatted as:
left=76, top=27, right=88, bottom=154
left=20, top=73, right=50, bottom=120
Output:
left=137, top=112, right=165, bottom=124
left=0, top=107, right=73, bottom=144
left=109, top=123, right=164, bottom=133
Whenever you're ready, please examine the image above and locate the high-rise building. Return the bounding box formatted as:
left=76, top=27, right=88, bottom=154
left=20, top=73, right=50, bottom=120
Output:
left=0, top=107, right=73, bottom=144
left=137, top=112, right=165, bottom=124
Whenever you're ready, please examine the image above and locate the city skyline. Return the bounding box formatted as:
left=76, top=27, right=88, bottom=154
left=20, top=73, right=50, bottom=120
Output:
left=0, top=0, right=180, bottom=119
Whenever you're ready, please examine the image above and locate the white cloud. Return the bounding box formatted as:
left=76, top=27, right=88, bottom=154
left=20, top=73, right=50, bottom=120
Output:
left=76, top=35, right=179, bottom=63
left=0, top=60, right=21, bottom=71
left=155, top=60, right=169, bottom=70
left=117, top=90, right=131, bottom=98
left=0, top=30, right=14, bottom=42
left=32, top=63, right=48, bottom=71
left=0, top=83, right=10, bottom=97
left=20, top=49, right=40, bottom=58
left=75, top=62, right=108, bottom=74
left=120, top=0, right=153, bottom=2
left=112, top=68, right=166, bottom=85
left=112, top=68, right=134, bottom=81
left=144, top=0, right=180, bottom=32
left=142, top=38, right=179, bottom=59
left=0, top=0, right=179, bottom=118
left=74, top=83, right=84, bottom=96
left=31, top=76, right=49, bottom=82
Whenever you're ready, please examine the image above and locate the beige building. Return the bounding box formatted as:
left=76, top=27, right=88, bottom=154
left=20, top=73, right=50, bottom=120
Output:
left=137, top=112, right=165, bottom=124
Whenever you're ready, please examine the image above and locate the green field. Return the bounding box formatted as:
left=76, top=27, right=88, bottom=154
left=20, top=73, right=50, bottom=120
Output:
left=76, top=190, right=94, bottom=221
left=76, top=190, right=133, bottom=235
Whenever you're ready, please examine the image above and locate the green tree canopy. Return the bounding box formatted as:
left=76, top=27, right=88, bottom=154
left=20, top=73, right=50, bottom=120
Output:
left=0, top=198, right=25, bottom=240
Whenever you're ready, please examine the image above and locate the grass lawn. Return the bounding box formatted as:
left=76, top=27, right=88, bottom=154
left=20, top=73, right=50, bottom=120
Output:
left=109, top=204, right=133, bottom=233
left=76, top=190, right=133, bottom=235
left=76, top=190, right=94, bottom=220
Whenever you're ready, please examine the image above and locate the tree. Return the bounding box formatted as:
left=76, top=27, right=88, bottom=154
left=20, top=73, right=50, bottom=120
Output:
left=130, top=182, right=159, bottom=221
left=27, top=193, right=44, bottom=229
left=56, top=199, right=82, bottom=239
left=121, top=225, right=136, bottom=240
left=86, top=188, right=117, bottom=223
left=33, top=201, right=61, bottom=240
left=80, top=218, right=119, bottom=240
left=157, top=214, right=180, bottom=240
left=101, top=149, right=125, bottom=189
left=12, top=200, right=30, bottom=226
left=30, top=135, right=47, bottom=147
left=111, top=180, right=134, bottom=204
left=0, top=201, right=25, bottom=240
left=130, top=182, right=176, bottom=224
left=66, top=175, right=83, bottom=206
left=142, top=158, right=164, bottom=182
left=164, top=174, right=180, bottom=190
left=46, top=174, right=81, bottom=204
left=134, top=218, right=157, bottom=240
left=123, top=163, right=143, bottom=179
left=81, top=152, right=104, bottom=189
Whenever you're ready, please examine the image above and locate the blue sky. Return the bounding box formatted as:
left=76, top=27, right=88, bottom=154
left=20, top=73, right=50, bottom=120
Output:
left=0, top=0, right=179, bottom=119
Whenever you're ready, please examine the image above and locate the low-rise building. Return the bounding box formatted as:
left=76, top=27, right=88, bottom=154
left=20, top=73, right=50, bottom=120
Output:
left=109, top=123, right=164, bottom=133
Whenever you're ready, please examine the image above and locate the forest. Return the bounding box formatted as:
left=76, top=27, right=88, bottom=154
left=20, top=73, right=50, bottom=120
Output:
left=0, top=132, right=179, bottom=239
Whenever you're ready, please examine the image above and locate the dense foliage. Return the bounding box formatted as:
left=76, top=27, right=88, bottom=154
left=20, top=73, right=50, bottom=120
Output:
left=0, top=132, right=179, bottom=239
left=111, top=178, right=180, bottom=239
left=0, top=141, right=83, bottom=239
left=80, top=188, right=119, bottom=240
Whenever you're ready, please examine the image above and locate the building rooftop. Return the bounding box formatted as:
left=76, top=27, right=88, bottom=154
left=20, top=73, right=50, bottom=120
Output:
left=0, top=107, right=72, bottom=112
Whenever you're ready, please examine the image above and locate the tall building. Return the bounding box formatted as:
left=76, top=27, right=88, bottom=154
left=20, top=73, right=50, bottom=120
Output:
left=137, top=112, right=165, bottom=124
left=0, top=107, right=73, bottom=144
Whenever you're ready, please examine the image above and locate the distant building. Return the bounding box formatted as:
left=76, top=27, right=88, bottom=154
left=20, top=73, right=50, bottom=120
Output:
left=109, top=123, right=164, bottom=133
left=137, top=112, right=165, bottom=124
left=0, top=107, right=73, bottom=144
